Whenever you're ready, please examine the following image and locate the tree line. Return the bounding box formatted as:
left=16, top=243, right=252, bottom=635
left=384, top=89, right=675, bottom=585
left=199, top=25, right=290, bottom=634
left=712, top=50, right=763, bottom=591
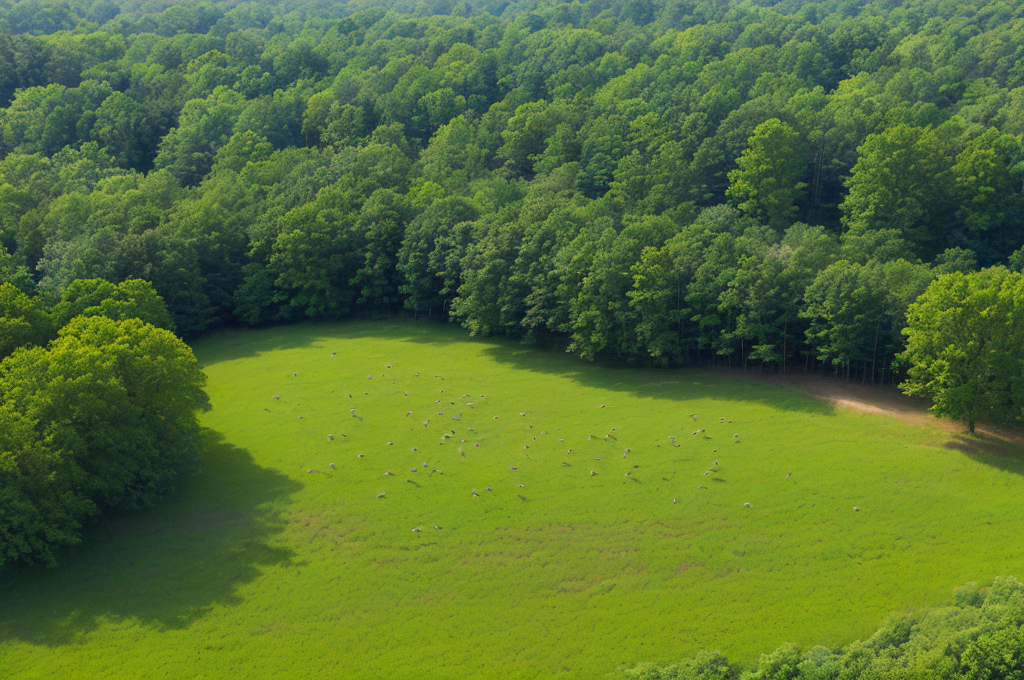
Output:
left=619, top=576, right=1024, bottom=680
left=1, top=0, right=1023, bottom=431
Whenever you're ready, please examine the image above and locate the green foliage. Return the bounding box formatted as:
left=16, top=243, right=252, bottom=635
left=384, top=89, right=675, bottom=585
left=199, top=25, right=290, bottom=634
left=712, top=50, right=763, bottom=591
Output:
left=0, top=315, right=208, bottom=567
left=0, top=0, right=1023, bottom=398
left=727, top=119, right=807, bottom=228
left=620, top=575, right=1024, bottom=680
left=900, top=268, right=1024, bottom=432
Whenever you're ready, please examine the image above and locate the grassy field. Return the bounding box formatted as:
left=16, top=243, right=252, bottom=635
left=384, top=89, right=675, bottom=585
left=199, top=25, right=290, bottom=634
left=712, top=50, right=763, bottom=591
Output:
left=2, top=321, right=1023, bottom=679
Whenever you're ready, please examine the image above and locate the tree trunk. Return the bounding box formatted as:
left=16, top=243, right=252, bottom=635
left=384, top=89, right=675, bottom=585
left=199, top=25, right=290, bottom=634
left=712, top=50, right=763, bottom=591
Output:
left=782, top=316, right=787, bottom=375
left=871, top=319, right=880, bottom=385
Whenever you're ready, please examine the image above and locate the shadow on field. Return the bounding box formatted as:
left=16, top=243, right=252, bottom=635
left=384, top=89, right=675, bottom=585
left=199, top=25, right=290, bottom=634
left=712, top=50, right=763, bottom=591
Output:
left=195, top=320, right=469, bottom=369
left=0, top=431, right=300, bottom=647
left=476, top=343, right=836, bottom=417
left=945, top=435, right=1024, bottom=476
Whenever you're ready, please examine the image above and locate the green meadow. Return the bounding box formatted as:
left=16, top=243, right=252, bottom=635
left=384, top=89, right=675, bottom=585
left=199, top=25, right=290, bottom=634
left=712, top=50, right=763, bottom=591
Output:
left=2, top=321, right=1023, bottom=679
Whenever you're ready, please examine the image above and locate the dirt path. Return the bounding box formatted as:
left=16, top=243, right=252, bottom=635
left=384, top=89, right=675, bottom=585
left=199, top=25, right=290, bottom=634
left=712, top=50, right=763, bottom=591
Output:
left=743, top=371, right=1024, bottom=447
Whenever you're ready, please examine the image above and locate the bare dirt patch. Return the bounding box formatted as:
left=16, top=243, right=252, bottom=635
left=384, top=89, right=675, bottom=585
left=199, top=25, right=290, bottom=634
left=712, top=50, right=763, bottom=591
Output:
left=733, top=370, right=1024, bottom=447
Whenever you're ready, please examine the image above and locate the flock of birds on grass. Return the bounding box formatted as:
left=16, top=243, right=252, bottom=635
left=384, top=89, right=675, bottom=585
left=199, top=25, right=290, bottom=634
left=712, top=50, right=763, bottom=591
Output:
left=267, top=353, right=862, bottom=534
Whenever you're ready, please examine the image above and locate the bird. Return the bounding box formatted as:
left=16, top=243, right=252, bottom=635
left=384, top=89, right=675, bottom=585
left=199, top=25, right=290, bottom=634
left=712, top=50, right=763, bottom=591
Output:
left=595, top=457, right=602, bottom=461
left=475, top=443, right=480, bottom=447
left=366, top=375, right=372, bottom=380
left=854, top=506, right=860, bottom=512
left=387, top=441, right=394, bottom=445
left=297, top=416, right=303, bottom=419
left=673, top=498, right=677, bottom=504
left=384, top=471, right=394, bottom=476
left=624, top=472, right=631, bottom=477
left=523, top=446, right=529, bottom=450
left=744, top=502, right=751, bottom=508
left=494, top=416, right=498, bottom=420
left=472, top=490, right=479, bottom=496
left=590, top=470, right=597, bottom=476
left=293, top=372, right=298, bottom=377
left=733, top=433, right=739, bottom=438
left=518, top=484, right=524, bottom=488
left=415, top=373, right=420, bottom=376
left=714, top=460, right=718, bottom=466
left=357, top=454, right=364, bottom=458
left=412, top=447, right=418, bottom=452
left=691, top=414, right=698, bottom=421
left=423, top=462, right=429, bottom=467
left=376, top=492, right=386, bottom=498
left=509, top=467, right=517, bottom=471
left=411, top=468, right=418, bottom=472
left=350, top=408, right=356, bottom=413
left=407, top=411, right=413, bottom=416
left=698, top=485, right=705, bottom=489
left=434, top=525, right=442, bottom=530
left=329, top=463, right=336, bottom=469
left=386, top=365, right=391, bottom=369
left=272, top=395, right=280, bottom=400
left=559, top=438, right=564, bottom=442
left=625, top=447, right=631, bottom=453
left=412, top=527, right=421, bottom=533
left=405, top=391, right=409, bottom=396
left=600, top=404, right=606, bottom=408
left=486, top=486, right=492, bottom=492
left=786, top=473, right=791, bottom=479
left=307, top=469, right=316, bottom=474
left=328, top=434, right=335, bottom=440
left=331, top=353, right=336, bottom=357
left=520, top=412, right=526, bottom=417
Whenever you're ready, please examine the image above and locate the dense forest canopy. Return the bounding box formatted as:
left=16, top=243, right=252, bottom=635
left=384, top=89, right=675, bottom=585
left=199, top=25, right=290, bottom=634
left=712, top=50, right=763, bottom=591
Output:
left=1, top=0, right=1023, bottom=425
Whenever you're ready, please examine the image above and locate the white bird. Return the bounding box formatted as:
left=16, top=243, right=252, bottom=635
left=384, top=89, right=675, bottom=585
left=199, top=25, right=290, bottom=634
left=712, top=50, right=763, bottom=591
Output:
left=733, top=433, right=739, bottom=438
left=272, top=395, right=280, bottom=400
left=407, top=411, right=413, bottom=416
left=331, top=353, right=336, bottom=357
left=590, top=470, right=596, bottom=476
left=376, top=492, right=385, bottom=498
left=691, top=414, right=698, bottom=421
left=329, top=463, right=336, bottom=469
left=411, top=527, right=421, bottom=532
left=405, top=391, right=409, bottom=396
left=509, top=467, right=517, bottom=470
left=786, top=473, right=791, bottom=479
left=518, top=484, right=524, bottom=488
left=854, top=506, right=860, bottom=512
left=434, top=525, right=442, bottom=530
left=350, top=408, right=356, bottom=413
left=600, top=404, right=606, bottom=408
left=387, top=441, right=393, bottom=445
left=357, top=454, right=363, bottom=458
left=673, top=498, right=677, bottom=504
left=744, top=502, right=751, bottom=508
left=384, top=472, right=394, bottom=476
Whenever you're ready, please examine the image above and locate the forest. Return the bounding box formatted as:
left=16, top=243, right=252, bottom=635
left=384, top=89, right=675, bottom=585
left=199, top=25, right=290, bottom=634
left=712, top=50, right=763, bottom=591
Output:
left=2, top=0, right=1024, bottom=425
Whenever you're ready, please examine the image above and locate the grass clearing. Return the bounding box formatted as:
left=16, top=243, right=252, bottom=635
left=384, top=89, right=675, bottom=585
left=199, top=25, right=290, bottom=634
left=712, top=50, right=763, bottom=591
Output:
left=2, top=321, right=1023, bottom=678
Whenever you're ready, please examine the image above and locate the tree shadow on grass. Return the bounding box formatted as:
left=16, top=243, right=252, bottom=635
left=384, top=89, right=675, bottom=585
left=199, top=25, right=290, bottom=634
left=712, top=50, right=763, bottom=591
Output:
left=0, top=431, right=301, bottom=647
left=199, top=320, right=837, bottom=417
left=475, top=342, right=837, bottom=418
left=944, top=434, right=1024, bottom=476
left=192, top=319, right=470, bottom=369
